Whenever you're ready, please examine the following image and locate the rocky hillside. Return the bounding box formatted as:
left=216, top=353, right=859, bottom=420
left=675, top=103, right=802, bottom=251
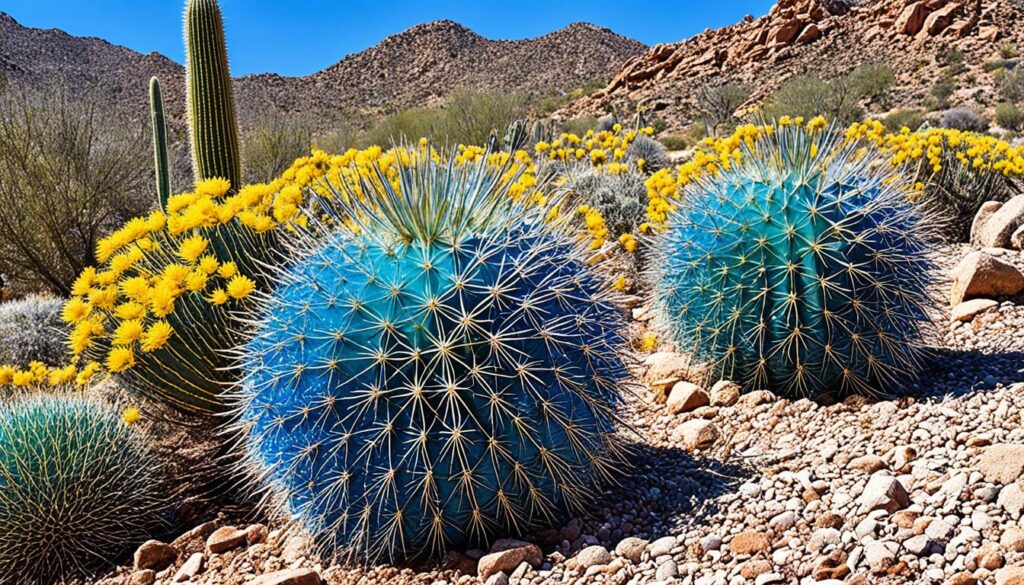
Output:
left=0, top=14, right=644, bottom=128
left=562, top=0, right=1023, bottom=131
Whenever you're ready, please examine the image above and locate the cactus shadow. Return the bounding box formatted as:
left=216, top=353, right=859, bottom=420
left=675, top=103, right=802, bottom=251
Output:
left=570, top=438, right=754, bottom=547
left=902, top=347, right=1024, bottom=400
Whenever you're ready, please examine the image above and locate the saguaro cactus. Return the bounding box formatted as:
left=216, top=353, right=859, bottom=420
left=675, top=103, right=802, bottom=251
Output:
left=185, top=0, right=242, bottom=191
left=149, top=77, right=171, bottom=210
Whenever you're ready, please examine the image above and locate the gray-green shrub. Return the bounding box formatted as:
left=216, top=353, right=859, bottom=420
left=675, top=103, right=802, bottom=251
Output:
left=883, top=109, right=926, bottom=133
left=0, top=295, right=68, bottom=368
left=996, top=102, right=1024, bottom=131
left=940, top=108, right=989, bottom=132
left=627, top=134, right=670, bottom=173
left=568, top=168, right=647, bottom=236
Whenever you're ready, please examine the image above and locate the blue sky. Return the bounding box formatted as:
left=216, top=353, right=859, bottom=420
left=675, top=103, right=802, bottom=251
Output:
left=1, top=1, right=775, bottom=77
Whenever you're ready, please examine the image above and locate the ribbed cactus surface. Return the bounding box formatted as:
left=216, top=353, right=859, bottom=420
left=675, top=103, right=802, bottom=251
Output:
left=149, top=77, right=171, bottom=210
left=185, top=0, right=241, bottom=191
left=236, top=149, right=631, bottom=561
left=0, top=394, right=171, bottom=584
left=650, top=123, right=937, bottom=398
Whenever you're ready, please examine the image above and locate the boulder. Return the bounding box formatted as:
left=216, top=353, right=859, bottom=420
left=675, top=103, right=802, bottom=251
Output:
left=921, top=2, right=962, bottom=36
left=896, top=2, right=930, bottom=35
left=134, top=540, right=177, bottom=572
left=949, top=251, right=1024, bottom=306
left=206, top=526, right=248, bottom=554
left=858, top=473, right=910, bottom=513
left=975, top=195, right=1024, bottom=249
left=709, top=380, right=741, bottom=406
left=976, top=444, right=1024, bottom=484
left=672, top=419, right=720, bottom=451
left=478, top=540, right=543, bottom=580
left=971, top=200, right=1004, bottom=245
left=951, top=299, right=999, bottom=322
left=614, top=537, right=647, bottom=563
left=666, top=381, right=710, bottom=414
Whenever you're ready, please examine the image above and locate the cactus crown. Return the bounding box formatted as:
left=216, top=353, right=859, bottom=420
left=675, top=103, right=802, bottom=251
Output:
left=650, top=122, right=938, bottom=398
left=234, top=147, right=631, bottom=562
left=185, top=0, right=241, bottom=191
left=0, top=394, right=171, bottom=583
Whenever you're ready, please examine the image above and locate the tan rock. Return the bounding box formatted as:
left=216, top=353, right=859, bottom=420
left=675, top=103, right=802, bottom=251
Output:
left=642, top=351, right=691, bottom=383
left=896, top=2, right=930, bottom=35
left=134, top=540, right=177, bottom=572
left=994, top=565, right=1024, bottom=585
left=975, top=195, right=1024, bottom=249
left=945, top=571, right=978, bottom=585
left=891, top=510, right=920, bottom=529
left=849, top=454, right=888, bottom=473
left=251, top=568, right=322, bottom=585
left=478, top=540, right=543, bottom=580
left=737, top=389, right=775, bottom=407
left=172, top=553, right=204, bottom=583
left=709, top=380, right=741, bottom=406
left=921, top=2, right=962, bottom=36
left=859, top=473, right=910, bottom=513
left=1002, top=527, right=1024, bottom=552
left=672, top=418, right=720, bottom=451
left=206, top=526, right=248, bottom=554
left=951, top=299, right=999, bottom=322
left=128, top=571, right=156, bottom=585
left=666, top=381, right=710, bottom=414
left=796, top=23, right=821, bottom=43
left=1012, top=225, right=1024, bottom=250
left=978, top=543, right=1005, bottom=570
left=246, top=524, right=269, bottom=545
left=976, top=444, right=1024, bottom=484
left=949, top=251, right=1024, bottom=306
left=739, top=559, right=772, bottom=578
left=729, top=530, right=770, bottom=555
left=971, top=200, right=1005, bottom=245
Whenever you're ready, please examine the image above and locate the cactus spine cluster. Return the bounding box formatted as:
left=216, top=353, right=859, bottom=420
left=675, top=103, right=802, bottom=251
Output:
left=185, top=0, right=241, bottom=191
left=649, top=122, right=937, bottom=399
left=235, top=148, right=631, bottom=562
left=0, top=395, right=171, bottom=584
left=149, top=77, right=171, bottom=210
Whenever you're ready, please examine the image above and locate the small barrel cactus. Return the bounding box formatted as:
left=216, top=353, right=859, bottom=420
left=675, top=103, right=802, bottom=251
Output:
left=0, top=394, right=172, bottom=584
left=649, top=122, right=937, bottom=399
left=235, top=147, right=631, bottom=562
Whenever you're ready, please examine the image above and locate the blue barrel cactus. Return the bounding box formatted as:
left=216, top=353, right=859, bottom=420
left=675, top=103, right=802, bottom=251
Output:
left=649, top=123, right=937, bottom=399
left=0, top=394, right=172, bottom=584
left=235, top=150, right=631, bottom=561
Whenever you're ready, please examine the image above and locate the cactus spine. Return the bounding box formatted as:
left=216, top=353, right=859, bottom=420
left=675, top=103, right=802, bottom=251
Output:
left=149, top=77, right=171, bottom=211
left=185, top=0, right=241, bottom=191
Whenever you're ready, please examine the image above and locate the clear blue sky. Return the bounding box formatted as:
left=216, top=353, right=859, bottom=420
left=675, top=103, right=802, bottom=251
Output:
left=1, top=1, right=775, bottom=77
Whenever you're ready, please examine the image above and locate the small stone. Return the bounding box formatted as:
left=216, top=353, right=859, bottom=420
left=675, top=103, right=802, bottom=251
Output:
left=977, top=543, right=1005, bottom=571
left=812, top=550, right=849, bottom=581
left=1002, top=527, right=1024, bottom=552
left=995, top=566, right=1024, bottom=585
left=892, top=510, right=921, bottom=529
left=754, top=573, right=785, bottom=585
left=859, top=473, right=910, bottom=513
left=709, top=380, right=740, bottom=406
left=128, top=571, right=156, bottom=585
left=890, top=445, right=917, bottom=472
left=478, top=540, right=543, bottom=580
left=648, top=536, right=677, bottom=558
left=849, top=454, right=888, bottom=473
left=614, top=537, right=646, bottom=562
left=769, top=510, right=797, bottom=531
left=666, top=381, right=710, bottom=414
left=999, top=484, right=1024, bottom=518
left=904, top=534, right=933, bottom=556
left=573, top=545, right=612, bottom=569
left=945, top=572, right=978, bottom=585
left=729, top=530, right=770, bottom=556
left=134, top=540, right=177, bottom=572
left=864, top=541, right=896, bottom=573
left=815, top=513, right=844, bottom=529
left=485, top=572, right=508, bottom=585
left=172, top=553, right=204, bottom=583
left=737, top=389, right=775, bottom=407
left=808, top=528, right=841, bottom=552
left=280, top=535, right=311, bottom=564
left=740, top=560, right=772, bottom=579
left=656, top=559, right=679, bottom=580
left=977, top=445, right=1024, bottom=484
left=206, top=526, right=248, bottom=554
left=925, top=518, right=955, bottom=543
left=251, top=568, right=322, bottom=585
left=951, top=299, right=999, bottom=322
left=700, top=534, right=723, bottom=555
left=246, top=524, right=269, bottom=545
left=672, top=418, right=719, bottom=451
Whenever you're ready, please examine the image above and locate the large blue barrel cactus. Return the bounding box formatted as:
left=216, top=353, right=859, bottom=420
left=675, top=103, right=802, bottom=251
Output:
left=0, top=394, right=172, bottom=584
left=235, top=150, right=631, bottom=561
left=650, top=122, right=937, bottom=399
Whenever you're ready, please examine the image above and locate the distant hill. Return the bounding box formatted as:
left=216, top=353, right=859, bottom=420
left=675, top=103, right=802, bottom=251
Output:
left=561, top=0, right=1023, bottom=131
left=0, top=13, right=645, bottom=129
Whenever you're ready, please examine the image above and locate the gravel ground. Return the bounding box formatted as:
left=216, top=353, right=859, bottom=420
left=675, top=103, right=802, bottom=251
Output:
left=94, top=246, right=1024, bottom=585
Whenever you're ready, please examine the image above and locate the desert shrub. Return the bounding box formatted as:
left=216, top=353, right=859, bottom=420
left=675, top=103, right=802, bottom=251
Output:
left=659, top=133, right=688, bottom=151
left=649, top=122, right=936, bottom=399
left=0, top=394, right=172, bottom=583
left=596, top=114, right=618, bottom=132
left=360, top=107, right=446, bottom=147
left=930, top=81, right=955, bottom=110
left=360, top=90, right=527, bottom=147
left=883, top=109, right=926, bottom=133
left=1001, top=43, right=1019, bottom=59
left=0, top=295, right=68, bottom=368
left=697, top=83, right=749, bottom=135
left=560, top=116, right=600, bottom=136
left=996, top=69, right=1024, bottom=103
left=943, top=48, right=967, bottom=77
left=0, top=87, right=152, bottom=296
left=996, top=102, right=1024, bottom=131
left=847, top=63, right=896, bottom=106
left=765, top=64, right=894, bottom=125
left=626, top=134, right=670, bottom=173
left=568, top=168, right=648, bottom=236
left=984, top=59, right=1020, bottom=73
left=940, top=108, right=990, bottom=132
left=242, top=112, right=315, bottom=184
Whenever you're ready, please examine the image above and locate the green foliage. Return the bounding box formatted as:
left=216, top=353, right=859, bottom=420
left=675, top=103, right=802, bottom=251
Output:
left=883, top=109, right=926, bottom=133
left=0, top=87, right=151, bottom=296
left=765, top=65, right=894, bottom=126
left=1001, top=43, right=1019, bottom=59
left=697, top=83, right=749, bottom=136
left=0, top=394, right=172, bottom=584
left=0, top=295, right=68, bottom=368
left=651, top=124, right=937, bottom=398
left=185, top=0, right=242, bottom=191
left=242, top=112, right=314, bottom=184
left=984, top=59, right=1019, bottom=73
left=658, top=133, right=688, bottom=151
left=149, top=78, right=171, bottom=211
left=930, top=80, right=955, bottom=110
left=996, top=69, right=1024, bottom=103
left=996, top=102, right=1024, bottom=131
left=560, top=116, right=600, bottom=137
left=942, top=48, right=967, bottom=78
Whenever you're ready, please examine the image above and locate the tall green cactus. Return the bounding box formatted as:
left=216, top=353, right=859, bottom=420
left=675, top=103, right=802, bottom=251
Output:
left=149, top=77, right=171, bottom=211
left=185, top=0, right=241, bottom=191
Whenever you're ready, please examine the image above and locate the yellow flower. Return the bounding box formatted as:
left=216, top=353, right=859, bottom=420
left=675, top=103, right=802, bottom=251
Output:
left=195, top=177, right=232, bottom=198
left=209, top=288, right=229, bottom=305
left=186, top=270, right=209, bottom=292
left=0, top=365, right=14, bottom=385
left=149, top=286, right=176, bottom=318
left=107, top=347, right=135, bottom=373
left=114, top=301, right=147, bottom=320
left=198, top=254, right=220, bottom=275
left=218, top=261, right=238, bottom=279
left=12, top=371, right=33, bottom=387
left=76, top=362, right=100, bottom=387
left=88, top=286, right=119, bottom=311
left=122, top=407, right=141, bottom=425
left=619, top=233, right=637, bottom=253
left=140, top=320, right=173, bottom=352
left=612, top=275, right=628, bottom=291
left=61, top=297, right=92, bottom=324
left=640, top=334, right=659, bottom=352
left=47, top=365, right=77, bottom=386
left=227, top=275, right=256, bottom=299
left=112, top=319, right=144, bottom=346
left=120, top=276, right=152, bottom=303
left=71, top=267, right=97, bottom=296
left=178, top=234, right=210, bottom=264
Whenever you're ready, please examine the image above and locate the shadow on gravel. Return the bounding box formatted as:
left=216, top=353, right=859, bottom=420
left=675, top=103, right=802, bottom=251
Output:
left=575, top=438, right=754, bottom=544
left=906, top=347, right=1024, bottom=399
